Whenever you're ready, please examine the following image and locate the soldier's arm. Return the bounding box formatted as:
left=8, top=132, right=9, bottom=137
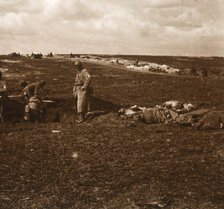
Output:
left=73, top=74, right=78, bottom=94
left=20, top=88, right=24, bottom=96
left=20, top=86, right=28, bottom=96
left=74, top=74, right=78, bottom=85
left=72, top=84, right=77, bottom=96
left=82, top=71, right=91, bottom=89
left=72, top=85, right=76, bottom=92
left=34, top=84, right=40, bottom=95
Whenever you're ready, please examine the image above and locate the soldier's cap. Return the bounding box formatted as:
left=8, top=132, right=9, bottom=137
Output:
left=39, top=80, right=46, bottom=87
left=74, top=60, right=83, bottom=67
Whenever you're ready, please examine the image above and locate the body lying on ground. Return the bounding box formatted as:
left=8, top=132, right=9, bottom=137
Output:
left=118, top=101, right=224, bottom=129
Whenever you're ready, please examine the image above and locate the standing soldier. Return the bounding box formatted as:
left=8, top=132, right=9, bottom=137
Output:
left=73, top=60, right=92, bottom=123
left=0, top=71, right=7, bottom=122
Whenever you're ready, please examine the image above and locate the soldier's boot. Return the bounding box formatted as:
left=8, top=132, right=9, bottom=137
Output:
left=76, top=112, right=85, bottom=123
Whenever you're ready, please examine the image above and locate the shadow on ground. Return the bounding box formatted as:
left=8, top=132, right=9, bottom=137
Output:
left=2, top=96, right=121, bottom=123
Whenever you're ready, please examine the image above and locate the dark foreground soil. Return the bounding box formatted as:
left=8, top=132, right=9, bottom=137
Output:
left=0, top=56, right=224, bottom=209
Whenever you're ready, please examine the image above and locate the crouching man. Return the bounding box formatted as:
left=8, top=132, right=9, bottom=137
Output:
left=20, top=80, right=46, bottom=122
left=26, top=96, right=43, bottom=122
left=73, top=60, right=92, bottom=123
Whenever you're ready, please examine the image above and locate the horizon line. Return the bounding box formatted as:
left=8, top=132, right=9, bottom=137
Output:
left=0, top=53, right=223, bottom=58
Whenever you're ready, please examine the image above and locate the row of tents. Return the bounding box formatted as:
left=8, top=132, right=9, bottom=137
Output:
left=7, top=52, right=54, bottom=59
left=76, top=55, right=208, bottom=76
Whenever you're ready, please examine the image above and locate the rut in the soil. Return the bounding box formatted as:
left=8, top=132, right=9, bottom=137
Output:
left=2, top=96, right=121, bottom=123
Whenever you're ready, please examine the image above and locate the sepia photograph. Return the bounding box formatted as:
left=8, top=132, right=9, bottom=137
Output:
left=0, top=0, right=224, bottom=208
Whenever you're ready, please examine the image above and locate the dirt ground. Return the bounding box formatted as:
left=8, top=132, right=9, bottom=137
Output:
left=0, top=55, right=224, bottom=209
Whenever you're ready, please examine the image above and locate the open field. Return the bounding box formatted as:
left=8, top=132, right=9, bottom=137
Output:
left=1, top=55, right=224, bottom=209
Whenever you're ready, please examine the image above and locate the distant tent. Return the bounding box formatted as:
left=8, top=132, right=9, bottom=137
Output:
left=31, top=53, right=43, bottom=59
left=70, top=53, right=75, bottom=58
left=70, top=53, right=80, bottom=58
left=46, top=52, right=54, bottom=57
left=8, top=52, right=21, bottom=58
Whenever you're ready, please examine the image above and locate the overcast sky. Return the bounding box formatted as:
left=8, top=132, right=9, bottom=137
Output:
left=0, top=0, right=224, bottom=56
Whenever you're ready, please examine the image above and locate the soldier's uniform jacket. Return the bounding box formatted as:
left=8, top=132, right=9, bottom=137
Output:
left=73, top=69, right=91, bottom=95
left=21, top=82, right=42, bottom=98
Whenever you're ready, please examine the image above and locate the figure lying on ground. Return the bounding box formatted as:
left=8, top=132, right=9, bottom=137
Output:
left=118, top=101, right=224, bottom=130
